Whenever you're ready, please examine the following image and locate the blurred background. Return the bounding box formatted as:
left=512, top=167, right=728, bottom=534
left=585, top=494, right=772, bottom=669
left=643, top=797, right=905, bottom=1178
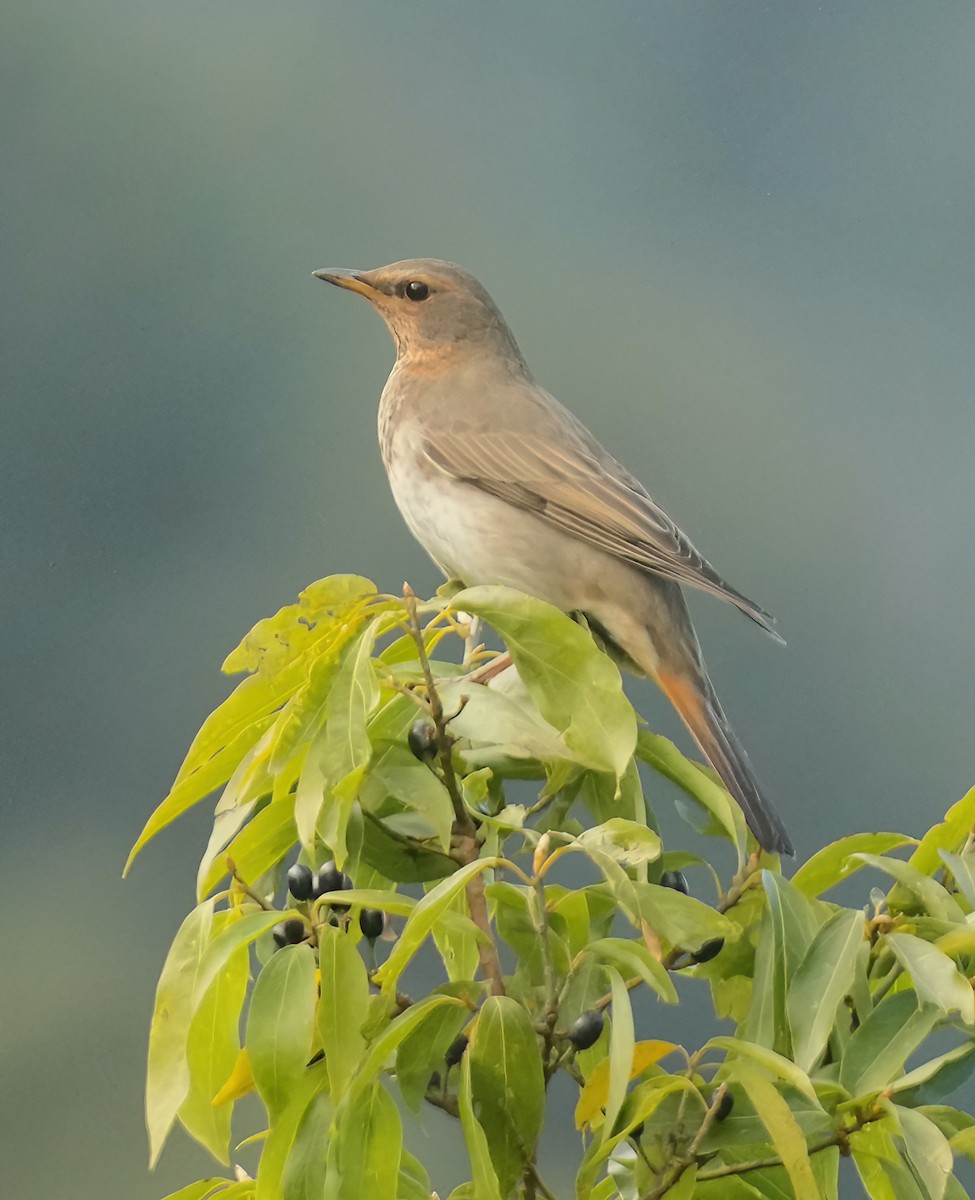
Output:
left=3, top=1, right=975, bottom=1195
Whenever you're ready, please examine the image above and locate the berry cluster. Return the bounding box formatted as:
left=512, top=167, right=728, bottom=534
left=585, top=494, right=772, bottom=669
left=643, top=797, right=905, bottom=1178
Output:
left=269, top=859, right=386, bottom=949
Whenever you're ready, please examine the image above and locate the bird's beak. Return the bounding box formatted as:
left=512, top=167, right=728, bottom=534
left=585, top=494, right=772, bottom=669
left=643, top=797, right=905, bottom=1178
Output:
left=312, top=268, right=380, bottom=300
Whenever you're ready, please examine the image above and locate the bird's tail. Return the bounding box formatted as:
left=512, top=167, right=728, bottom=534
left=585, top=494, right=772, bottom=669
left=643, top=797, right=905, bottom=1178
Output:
left=655, top=667, right=794, bottom=856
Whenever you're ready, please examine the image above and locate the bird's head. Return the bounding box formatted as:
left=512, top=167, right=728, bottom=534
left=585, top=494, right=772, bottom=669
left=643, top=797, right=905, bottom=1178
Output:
left=313, top=258, right=525, bottom=367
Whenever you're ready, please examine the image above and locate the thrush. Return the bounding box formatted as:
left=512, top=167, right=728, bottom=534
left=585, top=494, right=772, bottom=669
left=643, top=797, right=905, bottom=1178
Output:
left=314, top=259, right=793, bottom=855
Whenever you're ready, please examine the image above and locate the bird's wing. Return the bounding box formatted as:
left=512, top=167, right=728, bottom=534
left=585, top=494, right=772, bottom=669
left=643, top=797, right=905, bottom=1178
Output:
left=422, top=423, right=783, bottom=642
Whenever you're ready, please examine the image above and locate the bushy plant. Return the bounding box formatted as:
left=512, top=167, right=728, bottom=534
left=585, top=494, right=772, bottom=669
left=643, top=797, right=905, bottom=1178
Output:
left=129, top=576, right=975, bottom=1199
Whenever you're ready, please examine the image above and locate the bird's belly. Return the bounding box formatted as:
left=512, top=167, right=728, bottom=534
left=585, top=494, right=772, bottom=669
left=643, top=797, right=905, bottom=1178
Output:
left=388, top=457, right=611, bottom=609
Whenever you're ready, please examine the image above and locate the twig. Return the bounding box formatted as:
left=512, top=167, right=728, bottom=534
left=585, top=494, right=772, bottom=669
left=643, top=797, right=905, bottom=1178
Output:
left=641, top=1084, right=729, bottom=1200
left=226, top=858, right=272, bottom=911
left=402, top=586, right=466, bottom=826
left=402, top=585, right=505, bottom=997
left=642, top=1100, right=883, bottom=1197
left=531, top=853, right=561, bottom=1075
left=523, top=1161, right=558, bottom=1200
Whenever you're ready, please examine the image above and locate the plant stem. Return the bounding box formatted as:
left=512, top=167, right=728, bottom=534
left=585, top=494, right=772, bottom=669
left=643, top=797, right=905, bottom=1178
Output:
left=531, top=866, right=561, bottom=1075
left=402, top=585, right=505, bottom=996
left=523, top=1161, right=558, bottom=1200
left=640, top=1083, right=728, bottom=1200
left=226, top=858, right=272, bottom=911
left=641, top=1102, right=882, bottom=1197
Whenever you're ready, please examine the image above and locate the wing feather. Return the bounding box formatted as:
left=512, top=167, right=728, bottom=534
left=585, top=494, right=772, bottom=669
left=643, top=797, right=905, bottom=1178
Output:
left=422, top=427, right=783, bottom=642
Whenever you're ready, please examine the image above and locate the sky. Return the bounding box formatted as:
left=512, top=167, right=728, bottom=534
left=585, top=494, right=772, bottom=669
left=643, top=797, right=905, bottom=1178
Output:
left=3, top=2, right=975, bottom=1196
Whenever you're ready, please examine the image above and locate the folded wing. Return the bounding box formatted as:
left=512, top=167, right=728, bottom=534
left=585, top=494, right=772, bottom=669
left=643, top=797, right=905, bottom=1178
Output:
left=422, top=419, right=783, bottom=643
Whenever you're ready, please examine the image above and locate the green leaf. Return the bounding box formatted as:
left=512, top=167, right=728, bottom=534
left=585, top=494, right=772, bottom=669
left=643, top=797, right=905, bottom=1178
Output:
left=199, top=795, right=297, bottom=899
left=315, top=617, right=385, bottom=864
left=577, top=761, right=649, bottom=829
left=733, top=1060, right=819, bottom=1200
left=467, top=996, right=545, bottom=1194
left=441, top=671, right=594, bottom=771
left=920, top=1106, right=975, bottom=1141
left=312, top=887, right=416, bottom=917
left=851, top=1121, right=924, bottom=1200
left=178, top=917, right=248, bottom=1162
left=147, top=906, right=283, bottom=1165
left=254, top=1061, right=328, bottom=1200
left=395, top=1002, right=470, bottom=1111
left=853, top=855, right=965, bottom=922
left=397, top=1150, right=434, bottom=1200
left=452, top=586, right=638, bottom=776
left=246, top=943, right=317, bottom=1117
left=707, top=1036, right=818, bottom=1102
left=126, top=712, right=278, bottom=873
left=157, top=1181, right=231, bottom=1200
left=939, top=851, right=975, bottom=910
left=360, top=746, right=454, bottom=850
left=885, top=933, right=975, bottom=1024
left=911, top=786, right=975, bottom=876
left=745, top=873, right=821, bottom=1055
left=356, top=804, right=456, bottom=883
left=324, top=1079, right=402, bottom=1200
left=603, top=970, right=636, bottom=1146
left=787, top=909, right=865, bottom=1072
left=950, top=1124, right=975, bottom=1162
left=282, top=1088, right=331, bottom=1200
left=791, top=832, right=915, bottom=898
left=636, top=730, right=746, bottom=860
left=317, top=925, right=370, bottom=1101
left=351, top=995, right=467, bottom=1101
left=892, top=1104, right=952, bottom=1200
left=584, top=937, right=678, bottom=1005
left=840, top=993, right=940, bottom=1096
left=146, top=899, right=216, bottom=1167
left=577, top=818, right=661, bottom=866
left=889, top=1041, right=975, bottom=1103
left=459, top=1054, right=502, bottom=1200
left=372, top=857, right=501, bottom=995
left=635, top=881, right=735, bottom=954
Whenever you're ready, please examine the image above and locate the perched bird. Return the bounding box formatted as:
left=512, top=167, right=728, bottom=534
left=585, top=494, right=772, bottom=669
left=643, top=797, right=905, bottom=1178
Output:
left=314, top=259, right=793, bottom=855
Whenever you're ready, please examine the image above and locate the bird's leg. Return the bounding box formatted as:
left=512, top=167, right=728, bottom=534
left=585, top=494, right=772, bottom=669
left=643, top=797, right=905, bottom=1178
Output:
left=467, top=650, right=512, bottom=685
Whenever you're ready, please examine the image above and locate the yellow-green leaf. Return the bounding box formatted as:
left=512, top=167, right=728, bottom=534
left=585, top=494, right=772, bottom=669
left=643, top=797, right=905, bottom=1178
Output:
left=734, top=1060, right=818, bottom=1200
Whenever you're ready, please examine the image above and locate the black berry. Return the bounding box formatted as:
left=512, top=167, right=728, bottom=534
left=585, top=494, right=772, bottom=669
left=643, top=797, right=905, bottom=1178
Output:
left=660, top=869, right=689, bottom=894
left=444, top=1034, right=469, bottom=1068
left=359, top=909, right=385, bottom=941
left=568, top=1009, right=605, bottom=1051
left=408, top=720, right=438, bottom=763
left=313, top=861, right=344, bottom=898
left=272, top=918, right=306, bottom=948
left=287, top=863, right=314, bottom=901
left=692, top=938, right=725, bottom=964
left=715, top=1090, right=734, bottom=1121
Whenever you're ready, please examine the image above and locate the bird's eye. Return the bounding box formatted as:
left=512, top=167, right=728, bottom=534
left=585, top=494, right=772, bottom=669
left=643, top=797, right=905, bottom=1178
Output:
left=404, top=280, right=429, bottom=302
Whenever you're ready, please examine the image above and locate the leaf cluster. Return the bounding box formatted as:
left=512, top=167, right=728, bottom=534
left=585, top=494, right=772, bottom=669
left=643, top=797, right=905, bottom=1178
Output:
left=131, top=576, right=975, bottom=1199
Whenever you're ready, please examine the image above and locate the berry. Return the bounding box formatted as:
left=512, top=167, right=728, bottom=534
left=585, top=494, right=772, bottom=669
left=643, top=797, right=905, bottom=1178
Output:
left=692, top=938, right=725, bottom=964
left=287, top=863, right=314, bottom=901
left=660, top=869, right=689, bottom=894
left=313, top=860, right=344, bottom=898
left=359, top=909, right=385, bottom=941
left=272, top=918, right=306, bottom=948
left=444, top=1034, right=468, bottom=1068
left=715, top=1090, right=734, bottom=1121
left=568, top=1009, right=605, bottom=1051
left=408, top=720, right=438, bottom=763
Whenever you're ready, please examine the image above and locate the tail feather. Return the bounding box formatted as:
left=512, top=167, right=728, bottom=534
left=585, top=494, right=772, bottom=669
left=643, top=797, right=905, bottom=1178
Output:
left=656, top=668, right=794, bottom=856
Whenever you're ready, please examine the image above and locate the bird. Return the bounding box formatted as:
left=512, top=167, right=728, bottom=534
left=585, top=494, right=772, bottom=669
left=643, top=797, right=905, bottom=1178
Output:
left=314, top=259, right=793, bottom=856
